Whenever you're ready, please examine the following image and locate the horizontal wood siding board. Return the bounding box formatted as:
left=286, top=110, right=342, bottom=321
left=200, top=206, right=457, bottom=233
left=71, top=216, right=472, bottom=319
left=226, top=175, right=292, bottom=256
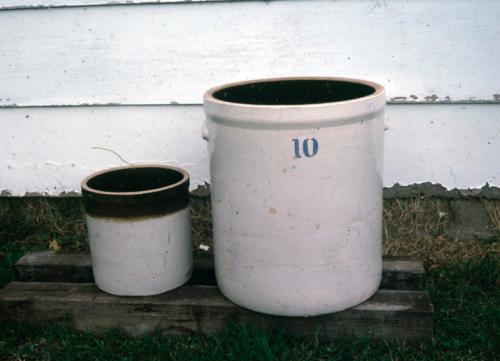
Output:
left=2, top=99, right=500, bottom=109
left=0, top=105, right=210, bottom=195
left=0, top=104, right=499, bottom=195
left=0, top=0, right=229, bottom=11
left=14, top=252, right=425, bottom=290
left=0, top=282, right=433, bottom=341
left=1, top=0, right=499, bottom=106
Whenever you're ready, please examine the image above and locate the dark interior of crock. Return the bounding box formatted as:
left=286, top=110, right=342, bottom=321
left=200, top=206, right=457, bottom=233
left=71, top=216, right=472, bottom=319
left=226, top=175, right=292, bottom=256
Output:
left=87, top=167, right=184, bottom=193
left=212, top=79, right=376, bottom=105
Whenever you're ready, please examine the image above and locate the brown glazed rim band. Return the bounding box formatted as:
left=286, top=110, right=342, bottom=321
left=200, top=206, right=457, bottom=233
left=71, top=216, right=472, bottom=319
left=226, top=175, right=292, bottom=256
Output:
left=81, top=164, right=190, bottom=219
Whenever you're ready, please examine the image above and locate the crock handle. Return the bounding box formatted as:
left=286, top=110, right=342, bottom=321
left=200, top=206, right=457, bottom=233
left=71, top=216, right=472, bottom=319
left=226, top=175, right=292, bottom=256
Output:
left=201, top=120, right=210, bottom=141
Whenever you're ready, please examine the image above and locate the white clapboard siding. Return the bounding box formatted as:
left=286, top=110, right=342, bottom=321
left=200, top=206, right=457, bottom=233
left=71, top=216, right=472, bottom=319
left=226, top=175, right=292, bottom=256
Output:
left=0, top=104, right=499, bottom=196
left=0, top=0, right=220, bottom=10
left=1, top=0, right=499, bottom=195
left=1, top=0, right=499, bottom=107
left=0, top=105, right=209, bottom=195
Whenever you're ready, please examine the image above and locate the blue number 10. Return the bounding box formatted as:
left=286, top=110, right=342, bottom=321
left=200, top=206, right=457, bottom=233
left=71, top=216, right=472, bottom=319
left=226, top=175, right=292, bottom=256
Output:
left=292, top=138, right=319, bottom=159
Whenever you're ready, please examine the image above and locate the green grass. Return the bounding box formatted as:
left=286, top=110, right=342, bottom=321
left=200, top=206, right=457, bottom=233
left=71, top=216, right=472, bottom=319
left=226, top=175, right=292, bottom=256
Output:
left=0, top=198, right=499, bottom=360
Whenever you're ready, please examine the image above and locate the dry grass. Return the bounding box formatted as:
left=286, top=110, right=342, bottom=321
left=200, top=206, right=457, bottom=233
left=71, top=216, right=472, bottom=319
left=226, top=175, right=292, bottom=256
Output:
left=0, top=197, right=87, bottom=253
left=190, top=195, right=213, bottom=252
left=1, top=196, right=498, bottom=267
left=482, top=199, right=500, bottom=232
left=383, top=198, right=499, bottom=267
left=0, top=196, right=214, bottom=254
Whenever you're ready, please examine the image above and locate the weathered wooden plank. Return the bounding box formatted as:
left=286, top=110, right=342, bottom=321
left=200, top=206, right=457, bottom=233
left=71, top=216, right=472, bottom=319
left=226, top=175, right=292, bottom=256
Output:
left=15, top=252, right=425, bottom=290
left=14, top=251, right=217, bottom=286
left=14, top=252, right=94, bottom=284
left=1, top=0, right=499, bottom=106
left=0, top=282, right=433, bottom=341
left=381, top=256, right=425, bottom=290
left=1, top=104, right=499, bottom=196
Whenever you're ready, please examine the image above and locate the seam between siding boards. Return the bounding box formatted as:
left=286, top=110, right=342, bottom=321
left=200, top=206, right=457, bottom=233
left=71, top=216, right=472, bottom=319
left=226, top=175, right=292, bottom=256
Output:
left=1, top=101, right=500, bottom=109
left=1, top=0, right=264, bottom=12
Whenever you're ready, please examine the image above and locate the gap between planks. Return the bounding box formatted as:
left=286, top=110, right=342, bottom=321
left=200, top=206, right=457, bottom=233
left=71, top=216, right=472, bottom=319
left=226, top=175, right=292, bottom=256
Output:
left=14, top=252, right=425, bottom=290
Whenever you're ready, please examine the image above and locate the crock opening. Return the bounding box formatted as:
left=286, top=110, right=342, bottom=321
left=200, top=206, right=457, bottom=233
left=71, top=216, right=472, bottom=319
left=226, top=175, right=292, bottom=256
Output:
left=86, top=167, right=185, bottom=193
left=212, top=79, right=376, bottom=106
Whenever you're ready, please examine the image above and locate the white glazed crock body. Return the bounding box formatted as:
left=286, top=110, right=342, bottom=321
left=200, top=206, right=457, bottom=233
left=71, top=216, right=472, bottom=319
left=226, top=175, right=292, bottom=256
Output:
left=82, top=165, right=192, bottom=296
left=86, top=208, right=192, bottom=296
left=203, top=77, right=385, bottom=316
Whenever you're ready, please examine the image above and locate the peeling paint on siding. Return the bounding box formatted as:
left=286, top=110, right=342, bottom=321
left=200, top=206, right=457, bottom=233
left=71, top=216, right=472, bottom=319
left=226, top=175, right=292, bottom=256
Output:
left=2, top=183, right=500, bottom=199
left=383, top=183, right=500, bottom=199
left=424, top=95, right=439, bottom=102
